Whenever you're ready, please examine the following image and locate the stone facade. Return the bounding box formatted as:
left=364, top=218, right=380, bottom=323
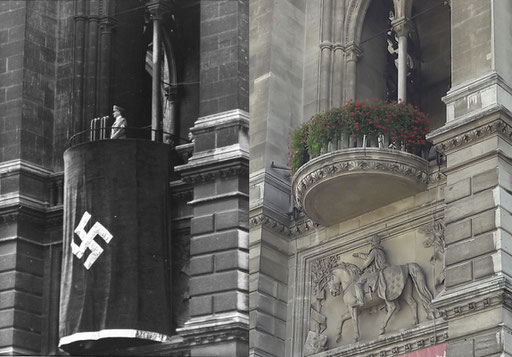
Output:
left=0, top=0, right=248, bottom=355
left=250, top=1, right=512, bottom=357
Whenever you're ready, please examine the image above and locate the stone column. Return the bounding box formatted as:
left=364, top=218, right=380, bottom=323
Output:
left=72, top=0, right=86, bottom=133
left=331, top=0, right=345, bottom=107
left=343, top=42, right=361, bottom=101
left=318, top=0, right=333, bottom=112
left=164, top=84, right=178, bottom=141
left=146, top=1, right=169, bottom=142
left=83, top=0, right=99, bottom=124
left=392, top=17, right=410, bottom=103
left=98, top=10, right=114, bottom=117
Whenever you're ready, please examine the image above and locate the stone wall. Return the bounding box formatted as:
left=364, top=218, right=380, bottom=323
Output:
left=199, top=0, right=248, bottom=117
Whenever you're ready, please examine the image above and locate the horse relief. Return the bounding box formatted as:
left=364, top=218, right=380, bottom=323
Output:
left=327, top=257, right=435, bottom=343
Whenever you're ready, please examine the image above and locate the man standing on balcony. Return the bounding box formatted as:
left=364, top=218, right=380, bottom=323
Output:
left=111, top=105, right=127, bottom=139
left=352, top=235, right=389, bottom=305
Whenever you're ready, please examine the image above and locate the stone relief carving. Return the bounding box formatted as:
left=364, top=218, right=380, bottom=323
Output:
left=421, top=220, right=446, bottom=290
left=305, top=235, right=438, bottom=353
left=328, top=235, right=434, bottom=343
left=294, top=159, right=428, bottom=209
left=303, top=255, right=339, bottom=356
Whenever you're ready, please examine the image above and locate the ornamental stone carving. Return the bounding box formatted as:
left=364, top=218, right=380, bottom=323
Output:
left=292, top=148, right=428, bottom=226
left=305, top=233, right=437, bottom=354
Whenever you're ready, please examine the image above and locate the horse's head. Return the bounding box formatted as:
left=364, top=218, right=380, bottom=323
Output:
left=328, top=270, right=342, bottom=297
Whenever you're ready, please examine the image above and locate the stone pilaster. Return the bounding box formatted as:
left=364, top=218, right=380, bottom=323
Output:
left=176, top=109, right=249, bottom=356
left=443, top=0, right=512, bottom=124
left=343, top=41, right=362, bottom=101
left=429, top=3, right=512, bottom=352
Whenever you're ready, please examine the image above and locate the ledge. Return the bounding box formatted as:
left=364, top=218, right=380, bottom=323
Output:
left=292, top=148, right=428, bottom=226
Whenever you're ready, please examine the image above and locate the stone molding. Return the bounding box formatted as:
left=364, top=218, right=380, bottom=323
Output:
left=0, top=204, right=63, bottom=229
left=430, top=111, right=512, bottom=154
left=442, top=71, right=512, bottom=106
left=293, top=149, right=429, bottom=211
left=433, top=275, right=512, bottom=321
left=175, top=110, right=249, bottom=184
left=190, top=109, right=249, bottom=134
left=177, top=312, right=249, bottom=346
left=170, top=183, right=193, bottom=201
left=180, top=164, right=248, bottom=184
left=315, top=322, right=448, bottom=357
left=0, top=159, right=55, bottom=178
left=249, top=213, right=290, bottom=236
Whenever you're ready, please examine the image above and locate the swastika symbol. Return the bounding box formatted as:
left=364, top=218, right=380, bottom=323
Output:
left=72, top=211, right=113, bottom=269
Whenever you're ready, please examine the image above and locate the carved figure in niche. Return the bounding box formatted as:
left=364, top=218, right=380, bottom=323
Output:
left=111, top=105, right=127, bottom=139
left=328, top=242, right=434, bottom=342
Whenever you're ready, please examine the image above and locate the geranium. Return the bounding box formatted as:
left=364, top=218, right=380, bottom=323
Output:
left=289, top=99, right=429, bottom=173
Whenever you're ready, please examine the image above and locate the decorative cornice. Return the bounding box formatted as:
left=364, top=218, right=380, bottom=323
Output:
left=321, top=321, right=448, bottom=357
left=190, top=109, right=250, bottom=134
left=181, top=165, right=248, bottom=184
left=250, top=213, right=290, bottom=236
left=433, top=117, right=512, bottom=154
left=294, top=158, right=428, bottom=210
left=433, top=275, right=512, bottom=317
left=171, top=187, right=193, bottom=201
left=177, top=313, right=249, bottom=346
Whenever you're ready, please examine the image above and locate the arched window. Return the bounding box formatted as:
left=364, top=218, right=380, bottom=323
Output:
left=354, top=0, right=450, bottom=130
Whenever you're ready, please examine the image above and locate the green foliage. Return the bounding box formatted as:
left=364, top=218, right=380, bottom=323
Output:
left=289, top=99, right=430, bottom=174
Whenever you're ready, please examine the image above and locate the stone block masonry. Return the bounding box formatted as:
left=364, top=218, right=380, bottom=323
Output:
left=199, top=0, right=248, bottom=117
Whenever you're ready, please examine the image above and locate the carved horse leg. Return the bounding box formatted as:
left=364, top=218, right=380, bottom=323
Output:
left=379, top=300, right=397, bottom=335
left=336, top=311, right=352, bottom=343
left=350, top=306, right=360, bottom=342
left=402, top=277, right=418, bottom=324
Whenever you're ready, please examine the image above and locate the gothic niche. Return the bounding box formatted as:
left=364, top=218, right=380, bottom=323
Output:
left=304, top=235, right=436, bottom=352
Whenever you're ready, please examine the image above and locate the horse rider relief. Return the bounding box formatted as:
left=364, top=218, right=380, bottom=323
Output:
left=352, top=235, right=389, bottom=304
left=328, top=234, right=435, bottom=342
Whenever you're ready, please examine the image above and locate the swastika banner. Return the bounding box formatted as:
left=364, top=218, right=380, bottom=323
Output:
left=59, top=140, right=172, bottom=354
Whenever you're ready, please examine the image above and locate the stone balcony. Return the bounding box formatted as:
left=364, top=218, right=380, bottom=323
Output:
left=291, top=134, right=429, bottom=226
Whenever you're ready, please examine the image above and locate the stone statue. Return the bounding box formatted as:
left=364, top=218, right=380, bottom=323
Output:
left=328, top=238, right=434, bottom=342
left=111, top=105, right=127, bottom=139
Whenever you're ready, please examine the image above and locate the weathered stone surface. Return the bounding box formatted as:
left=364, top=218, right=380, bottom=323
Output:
left=215, top=250, right=249, bottom=272
left=446, top=219, right=472, bottom=244
left=446, top=339, right=474, bottom=357
left=190, top=229, right=245, bottom=255
left=445, top=232, right=495, bottom=265
left=472, top=168, right=498, bottom=194
left=445, top=189, right=495, bottom=224
left=445, top=262, right=472, bottom=287
left=472, top=255, right=495, bottom=279
left=190, top=255, right=214, bottom=275
left=472, top=209, right=496, bottom=236
left=474, top=331, right=502, bottom=356
left=189, top=295, right=213, bottom=316
left=190, top=214, right=215, bottom=235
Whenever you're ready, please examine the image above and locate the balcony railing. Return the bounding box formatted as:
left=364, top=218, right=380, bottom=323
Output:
left=290, top=100, right=430, bottom=174
left=290, top=100, right=431, bottom=226
left=68, top=127, right=190, bottom=148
